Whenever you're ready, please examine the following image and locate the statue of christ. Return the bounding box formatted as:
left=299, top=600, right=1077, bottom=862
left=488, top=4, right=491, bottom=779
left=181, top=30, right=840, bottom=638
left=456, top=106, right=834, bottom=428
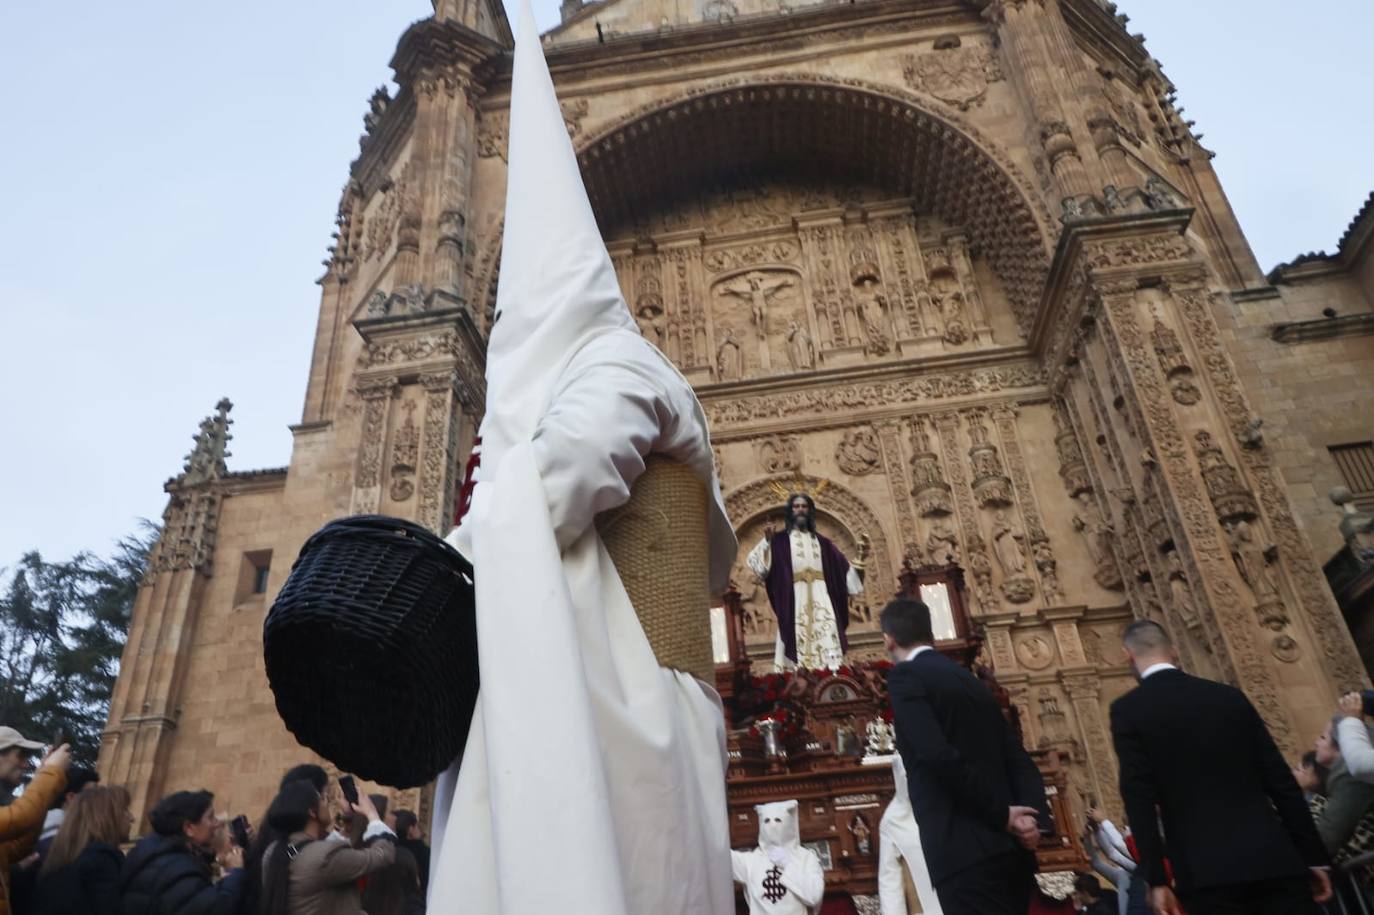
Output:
left=747, top=493, right=867, bottom=670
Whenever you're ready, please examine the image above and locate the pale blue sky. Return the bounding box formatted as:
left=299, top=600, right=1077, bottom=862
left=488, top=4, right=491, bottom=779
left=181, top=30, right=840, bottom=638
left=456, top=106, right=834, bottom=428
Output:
left=0, top=0, right=1368, bottom=569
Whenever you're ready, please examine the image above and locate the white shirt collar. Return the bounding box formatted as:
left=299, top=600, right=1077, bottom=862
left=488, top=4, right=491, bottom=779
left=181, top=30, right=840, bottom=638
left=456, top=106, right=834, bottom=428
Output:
left=905, top=645, right=934, bottom=662
left=1140, top=662, right=1177, bottom=680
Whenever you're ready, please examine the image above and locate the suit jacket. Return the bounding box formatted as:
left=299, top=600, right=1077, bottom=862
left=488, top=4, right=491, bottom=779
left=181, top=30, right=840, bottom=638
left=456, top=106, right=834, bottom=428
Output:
left=889, top=650, right=1048, bottom=886
left=1109, top=668, right=1327, bottom=892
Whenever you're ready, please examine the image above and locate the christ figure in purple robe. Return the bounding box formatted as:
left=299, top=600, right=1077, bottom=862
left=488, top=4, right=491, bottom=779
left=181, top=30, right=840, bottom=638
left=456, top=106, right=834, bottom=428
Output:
left=746, top=493, right=867, bottom=670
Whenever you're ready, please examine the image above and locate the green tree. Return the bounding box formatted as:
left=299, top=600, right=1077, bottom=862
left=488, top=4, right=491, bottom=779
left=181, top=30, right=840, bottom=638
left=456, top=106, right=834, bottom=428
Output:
left=0, top=523, right=157, bottom=767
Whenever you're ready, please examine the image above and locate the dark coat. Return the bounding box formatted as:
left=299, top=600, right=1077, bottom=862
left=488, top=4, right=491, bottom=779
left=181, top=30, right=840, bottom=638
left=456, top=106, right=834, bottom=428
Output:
left=888, top=649, right=1048, bottom=886
left=119, top=835, right=243, bottom=915
left=397, top=838, right=430, bottom=896
left=1110, top=667, right=1327, bottom=892
left=32, top=841, right=124, bottom=915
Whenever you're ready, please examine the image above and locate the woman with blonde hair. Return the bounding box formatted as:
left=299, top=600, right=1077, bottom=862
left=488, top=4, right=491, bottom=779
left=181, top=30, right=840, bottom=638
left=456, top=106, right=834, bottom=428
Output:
left=32, top=784, right=133, bottom=915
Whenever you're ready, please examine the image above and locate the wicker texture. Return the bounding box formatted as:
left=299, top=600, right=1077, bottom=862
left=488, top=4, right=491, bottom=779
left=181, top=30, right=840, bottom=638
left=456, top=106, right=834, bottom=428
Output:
left=596, top=456, right=715, bottom=681
left=263, top=515, right=477, bottom=788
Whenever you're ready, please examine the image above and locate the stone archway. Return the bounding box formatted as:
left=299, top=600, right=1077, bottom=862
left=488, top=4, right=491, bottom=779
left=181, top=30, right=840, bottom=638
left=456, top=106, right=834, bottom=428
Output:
left=575, top=73, right=1055, bottom=336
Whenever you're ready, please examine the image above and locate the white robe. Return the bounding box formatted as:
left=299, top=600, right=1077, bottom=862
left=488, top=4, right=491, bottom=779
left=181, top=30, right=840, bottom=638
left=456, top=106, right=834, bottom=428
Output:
left=734, top=800, right=826, bottom=915
left=732, top=848, right=826, bottom=915
left=430, top=334, right=737, bottom=915
left=746, top=531, right=863, bottom=670
left=878, top=754, right=943, bottom=915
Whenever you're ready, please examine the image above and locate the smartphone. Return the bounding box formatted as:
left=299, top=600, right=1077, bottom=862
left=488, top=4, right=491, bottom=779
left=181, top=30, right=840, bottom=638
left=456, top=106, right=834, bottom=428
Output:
left=339, top=775, right=359, bottom=807
left=230, top=815, right=251, bottom=850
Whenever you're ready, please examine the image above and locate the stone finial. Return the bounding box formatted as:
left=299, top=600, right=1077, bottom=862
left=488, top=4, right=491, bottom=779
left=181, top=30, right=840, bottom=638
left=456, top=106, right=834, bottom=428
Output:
left=1332, top=486, right=1374, bottom=563
left=180, top=398, right=233, bottom=485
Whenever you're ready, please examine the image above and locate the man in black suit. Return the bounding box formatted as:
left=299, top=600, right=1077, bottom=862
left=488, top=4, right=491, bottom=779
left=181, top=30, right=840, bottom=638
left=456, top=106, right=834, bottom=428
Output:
left=1110, top=619, right=1332, bottom=915
left=880, top=597, right=1048, bottom=915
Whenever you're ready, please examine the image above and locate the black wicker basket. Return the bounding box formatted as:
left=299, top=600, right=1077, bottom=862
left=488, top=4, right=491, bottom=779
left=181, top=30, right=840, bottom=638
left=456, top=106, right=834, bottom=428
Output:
left=263, top=515, right=478, bottom=788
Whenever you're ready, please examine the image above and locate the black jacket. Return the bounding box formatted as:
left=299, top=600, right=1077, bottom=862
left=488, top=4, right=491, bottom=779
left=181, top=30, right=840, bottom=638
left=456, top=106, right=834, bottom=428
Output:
left=888, top=650, right=1048, bottom=885
left=119, top=835, right=243, bottom=915
left=1109, top=667, right=1327, bottom=892
left=397, top=838, right=430, bottom=896
left=32, top=841, right=124, bottom=915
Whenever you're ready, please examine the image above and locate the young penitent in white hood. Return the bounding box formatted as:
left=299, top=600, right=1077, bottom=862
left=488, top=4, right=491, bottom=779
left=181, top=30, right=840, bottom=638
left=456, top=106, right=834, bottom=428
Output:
left=426, top=0, right=737, bottom=912
left=732, top=800, right=826, bottom=915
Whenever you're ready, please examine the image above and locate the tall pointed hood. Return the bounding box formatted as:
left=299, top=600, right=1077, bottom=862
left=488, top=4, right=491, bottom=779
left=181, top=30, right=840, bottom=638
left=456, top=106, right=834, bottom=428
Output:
left=478, top=0, right=636, bottom=474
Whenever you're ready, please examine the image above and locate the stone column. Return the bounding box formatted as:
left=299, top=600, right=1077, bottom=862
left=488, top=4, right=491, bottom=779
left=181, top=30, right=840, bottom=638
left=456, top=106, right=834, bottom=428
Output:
left=982, top=0, right=1095, bottom=209
left=351, top=376, right=399, bottom=516
left=1043, top=212, right=1367, bottom=752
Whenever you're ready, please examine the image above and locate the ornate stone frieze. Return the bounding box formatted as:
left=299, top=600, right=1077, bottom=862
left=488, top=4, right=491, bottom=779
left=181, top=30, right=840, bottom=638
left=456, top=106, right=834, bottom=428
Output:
left=703, top=364, right=1045, bottom=428
left=1191, top=430, right=1259, bottom=524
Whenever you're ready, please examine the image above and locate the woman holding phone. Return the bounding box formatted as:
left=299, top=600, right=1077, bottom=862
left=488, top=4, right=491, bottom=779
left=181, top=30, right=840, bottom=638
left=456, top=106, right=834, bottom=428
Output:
left=259, top=779, right=395, bottom=915
left=32, top=785, right=133, bottom=915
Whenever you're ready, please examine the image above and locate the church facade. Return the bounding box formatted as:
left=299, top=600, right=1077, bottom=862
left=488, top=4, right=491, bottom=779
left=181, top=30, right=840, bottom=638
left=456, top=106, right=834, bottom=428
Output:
left=99, top=0, right=1374, bottom=832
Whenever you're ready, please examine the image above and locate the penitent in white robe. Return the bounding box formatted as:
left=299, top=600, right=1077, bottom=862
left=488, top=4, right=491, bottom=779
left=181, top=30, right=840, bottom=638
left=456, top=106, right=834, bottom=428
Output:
left=431, top=333, right=738, bottom=915
left=878, top=754, right=943, bottom=915
left=746, top=531, right=863, bottom=670
left=733, top=801, right=826, bottom=915
left=427, top=0, right=736, bottom=911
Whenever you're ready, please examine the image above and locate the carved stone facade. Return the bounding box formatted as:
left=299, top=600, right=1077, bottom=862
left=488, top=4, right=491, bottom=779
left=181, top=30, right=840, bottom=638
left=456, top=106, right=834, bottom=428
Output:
left=104, top=0, right=1371, bottom=839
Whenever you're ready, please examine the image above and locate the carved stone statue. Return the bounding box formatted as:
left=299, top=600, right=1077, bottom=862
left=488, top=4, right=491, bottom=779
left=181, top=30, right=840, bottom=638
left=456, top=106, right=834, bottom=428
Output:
left=855, top=279, right=890, bottom=355
left=991, top=511, right=1028, bottom=576
left=1227, top=519, right=1279, bottom=600
left=720, top=271, right=795, bottom=338
left=716, top=327, right=744, bottom=381
left=785, top=319, right=815, bottom=370
left=1165, top=550, right=1201, bottom=630
left=1073, top=492, right=1122, bottom=590
left=926, top=520, right=960, bottom=565
left=636, top=300, right=666, bottom=348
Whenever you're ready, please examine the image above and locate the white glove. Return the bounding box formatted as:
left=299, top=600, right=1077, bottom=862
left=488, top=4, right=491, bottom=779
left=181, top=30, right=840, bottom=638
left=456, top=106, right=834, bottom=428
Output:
left=766, top=846, right=791, bottom=868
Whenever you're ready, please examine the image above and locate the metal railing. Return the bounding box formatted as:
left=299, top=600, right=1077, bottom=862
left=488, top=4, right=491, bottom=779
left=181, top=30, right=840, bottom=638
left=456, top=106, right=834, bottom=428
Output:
left=1325, top=850, right=1374, bottom=915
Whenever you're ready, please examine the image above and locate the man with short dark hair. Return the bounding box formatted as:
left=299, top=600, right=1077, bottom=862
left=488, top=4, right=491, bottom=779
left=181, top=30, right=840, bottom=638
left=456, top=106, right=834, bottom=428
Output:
left=879, top=598, right=1047, bottom=915
left=1110, top=619, right=1331, bottom=915
left=1072, top=872, right=1118, bottom=915
left=361, top=794, right=424, bottom=915
left=392, top=809, right=430, bottom=896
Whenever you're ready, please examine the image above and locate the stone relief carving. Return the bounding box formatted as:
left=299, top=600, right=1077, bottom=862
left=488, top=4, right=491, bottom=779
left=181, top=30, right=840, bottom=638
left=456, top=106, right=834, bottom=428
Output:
left=1150, top=313, right=1201, bottom=406
left=1093, top=276, right=1293, bottom=750
left=785, top=320, right=815, bottom=370
left=992, top=511, right=1035, bottom=604
left=1074, top=492, right=1123, bottom=590
left=901, top=44, right=1004, bottom=111
left=1172, top=281, right=1367, bottom=691
left=704, top=365, right=1044, bottom=428
left=909, top=415, right=954, bottom=518
left=967, top=410, right=1013, bottom=509
left=835, top=427, right=881, bottom=477
left=1015, top=635, right=1055, bottom=671
left=388, top=400, right=418, bottom=502
left=716, top=327, right=744, bottom=381
left=755, top=434, right=802, bottom=475
left=1192, top=430, right=1259, bottom=523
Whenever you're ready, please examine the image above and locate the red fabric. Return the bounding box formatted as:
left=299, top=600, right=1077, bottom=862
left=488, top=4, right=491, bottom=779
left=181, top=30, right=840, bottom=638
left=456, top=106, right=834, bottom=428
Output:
left=818, top=896, right=859, bottom=915
left=454, top=436, right=482, bottom=526
left=1125, top=832, right=1175, bottom=885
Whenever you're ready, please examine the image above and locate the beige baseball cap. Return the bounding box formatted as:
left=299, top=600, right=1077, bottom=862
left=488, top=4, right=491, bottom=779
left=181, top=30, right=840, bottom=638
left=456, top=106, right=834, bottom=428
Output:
left=0, top=727, right=45, bottom=753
